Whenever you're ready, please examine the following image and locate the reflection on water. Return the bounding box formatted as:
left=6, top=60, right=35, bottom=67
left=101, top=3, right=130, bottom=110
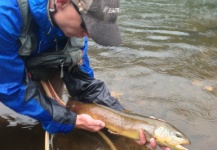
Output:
left=0, top=117, right=44, bottom=150
left=52, top=129, right=149, bottom=150
left=0, top=0, right=217, bottom=149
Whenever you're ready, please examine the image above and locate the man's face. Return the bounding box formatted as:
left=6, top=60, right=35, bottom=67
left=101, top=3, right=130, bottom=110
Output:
left=55, top=2, right=90, bottom=38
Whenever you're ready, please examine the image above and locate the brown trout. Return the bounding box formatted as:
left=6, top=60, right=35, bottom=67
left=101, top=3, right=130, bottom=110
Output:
left=67, top=100, right=190, bottom=150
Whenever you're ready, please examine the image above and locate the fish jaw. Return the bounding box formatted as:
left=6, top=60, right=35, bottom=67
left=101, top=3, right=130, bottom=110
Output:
left=173, top=138, right=191, bottom=150
left=171, top=137, right=190, bottom=150
left=175, top=144, right=188, bottom=150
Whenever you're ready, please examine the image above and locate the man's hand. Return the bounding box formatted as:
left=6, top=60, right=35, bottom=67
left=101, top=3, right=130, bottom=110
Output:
left=135, top=130, right=171, bottom=150
left=75, top=114, right=105, bottom=132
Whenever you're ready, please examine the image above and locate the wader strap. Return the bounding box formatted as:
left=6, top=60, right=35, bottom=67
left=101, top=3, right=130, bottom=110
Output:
left=17, top=0, right=36, bottom=56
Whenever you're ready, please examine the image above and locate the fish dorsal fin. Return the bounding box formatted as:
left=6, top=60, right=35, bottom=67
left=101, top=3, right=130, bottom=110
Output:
left=149, top=116, right=166, bottom=122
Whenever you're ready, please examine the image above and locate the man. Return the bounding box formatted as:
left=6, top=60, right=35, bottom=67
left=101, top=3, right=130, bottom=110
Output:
left=0, top=0, right=170, bottom=149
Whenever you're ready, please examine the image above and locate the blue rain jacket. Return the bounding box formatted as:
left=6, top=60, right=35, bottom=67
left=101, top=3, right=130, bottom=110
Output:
left=0, top=0, right=92, bottom=134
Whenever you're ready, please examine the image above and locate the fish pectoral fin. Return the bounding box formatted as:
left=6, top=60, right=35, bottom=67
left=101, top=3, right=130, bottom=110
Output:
left=108, top=130, right=119, bottom=135
left=143, top=130, right=152, bottom=141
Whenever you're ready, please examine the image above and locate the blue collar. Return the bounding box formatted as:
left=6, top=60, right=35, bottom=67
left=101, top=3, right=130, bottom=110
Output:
left=28, top=0, right=59, bottom=34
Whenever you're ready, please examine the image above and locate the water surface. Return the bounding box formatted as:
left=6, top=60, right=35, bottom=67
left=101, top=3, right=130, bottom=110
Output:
left=0, top=0, right=217, bottom=149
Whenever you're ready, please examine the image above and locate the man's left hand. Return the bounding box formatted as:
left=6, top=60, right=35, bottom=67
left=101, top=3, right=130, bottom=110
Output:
left=135, top=130, right=171, bottom=150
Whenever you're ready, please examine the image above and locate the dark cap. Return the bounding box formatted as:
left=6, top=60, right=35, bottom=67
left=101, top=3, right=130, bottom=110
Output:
left=71, top=0, right=122, bottom=46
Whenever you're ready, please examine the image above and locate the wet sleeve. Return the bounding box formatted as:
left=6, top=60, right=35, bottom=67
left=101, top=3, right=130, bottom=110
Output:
left=65, top=37, right=124, bottom=111
left=63, top=66, right=125, bottom=111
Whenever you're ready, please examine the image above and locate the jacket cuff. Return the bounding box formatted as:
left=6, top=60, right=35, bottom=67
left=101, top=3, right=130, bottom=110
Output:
left=42, top=111, right=77, bottom=134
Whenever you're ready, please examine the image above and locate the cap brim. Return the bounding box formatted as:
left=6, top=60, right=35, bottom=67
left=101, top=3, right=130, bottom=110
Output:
left=82, top=14, right=122, bottom=46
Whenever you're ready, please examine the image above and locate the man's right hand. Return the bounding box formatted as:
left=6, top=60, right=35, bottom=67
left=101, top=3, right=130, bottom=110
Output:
left=75, top=114, right=105, bottom=132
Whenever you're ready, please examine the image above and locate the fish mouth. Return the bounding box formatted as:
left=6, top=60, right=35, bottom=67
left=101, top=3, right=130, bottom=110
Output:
left=176, top=144, right=188, bottom=150
left=176, top=141, right=191, bottom=150
left=176, top=140, right=191, bottom=150
left=183, top=139, right=191, bottom=145
left=181, top=138, right=191, bottom=145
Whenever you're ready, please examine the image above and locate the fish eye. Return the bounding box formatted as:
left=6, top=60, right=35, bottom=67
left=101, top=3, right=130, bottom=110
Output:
left=175, top=132, right=182, bottom=138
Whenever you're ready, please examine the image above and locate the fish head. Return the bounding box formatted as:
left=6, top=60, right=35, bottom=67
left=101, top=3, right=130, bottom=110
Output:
left=153, top=125, right=190, bottom=150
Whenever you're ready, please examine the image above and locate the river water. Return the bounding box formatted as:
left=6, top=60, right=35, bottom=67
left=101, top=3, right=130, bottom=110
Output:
left=0, top=0, right=217, bottom=150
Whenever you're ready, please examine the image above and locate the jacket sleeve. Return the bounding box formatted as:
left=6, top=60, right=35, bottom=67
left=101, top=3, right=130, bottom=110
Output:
left=64, top=66, right=124, bottom=111
left=0, top=1, right=76, bottom=134
left=64, top=37, right=124, bottom=111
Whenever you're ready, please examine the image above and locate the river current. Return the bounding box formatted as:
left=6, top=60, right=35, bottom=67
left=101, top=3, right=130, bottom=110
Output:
left=0, top=0, right=216, bottom=149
